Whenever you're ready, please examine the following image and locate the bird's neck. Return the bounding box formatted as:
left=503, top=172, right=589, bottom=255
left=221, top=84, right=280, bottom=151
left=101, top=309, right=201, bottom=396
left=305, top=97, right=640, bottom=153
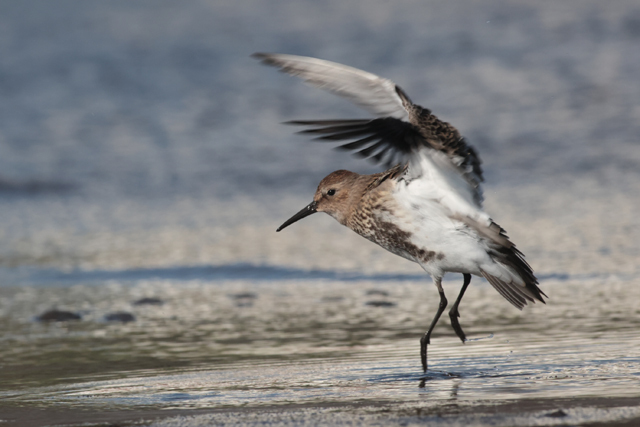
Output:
left=344, top=173, right=396, bottom=232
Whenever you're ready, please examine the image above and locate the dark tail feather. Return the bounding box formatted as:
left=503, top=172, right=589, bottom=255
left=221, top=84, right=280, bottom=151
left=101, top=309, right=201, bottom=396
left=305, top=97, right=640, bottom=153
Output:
left=480, top=220, right=547, bottom=306
left=481, top=241, right=546, bottom=310
left=481, top=270, right=528, bottom=310
left=497, top=245, right=546, bottom=302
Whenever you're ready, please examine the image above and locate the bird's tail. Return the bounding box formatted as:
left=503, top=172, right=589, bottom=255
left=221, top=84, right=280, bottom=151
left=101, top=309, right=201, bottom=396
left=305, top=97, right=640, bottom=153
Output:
left=481, top=225, right=546, bottom=310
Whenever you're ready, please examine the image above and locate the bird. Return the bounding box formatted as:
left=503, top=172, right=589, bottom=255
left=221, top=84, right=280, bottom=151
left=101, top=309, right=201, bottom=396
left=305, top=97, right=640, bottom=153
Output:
left=253, top=52, right=546, bottom=372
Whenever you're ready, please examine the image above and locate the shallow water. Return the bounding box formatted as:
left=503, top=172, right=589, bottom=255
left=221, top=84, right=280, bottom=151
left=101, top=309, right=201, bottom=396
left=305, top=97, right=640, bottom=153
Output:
left=2, top=1, right=640, bottom=425
left=1, top=275, right=639, bottom=414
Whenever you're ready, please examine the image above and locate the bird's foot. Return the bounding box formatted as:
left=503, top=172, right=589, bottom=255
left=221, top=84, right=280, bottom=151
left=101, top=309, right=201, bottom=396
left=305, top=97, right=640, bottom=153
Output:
left=449, top=310, right=467, bottom=344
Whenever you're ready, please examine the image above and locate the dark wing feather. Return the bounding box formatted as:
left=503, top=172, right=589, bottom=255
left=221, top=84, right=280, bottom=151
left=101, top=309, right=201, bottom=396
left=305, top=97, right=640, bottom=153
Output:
left=287, top=118, right=424, bottom=168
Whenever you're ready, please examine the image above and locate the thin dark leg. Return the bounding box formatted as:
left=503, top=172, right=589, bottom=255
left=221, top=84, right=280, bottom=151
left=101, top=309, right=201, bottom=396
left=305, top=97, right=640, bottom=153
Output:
left=449, top=273, right=471, bottom=343
left=420, top=278, right=447, bottom=372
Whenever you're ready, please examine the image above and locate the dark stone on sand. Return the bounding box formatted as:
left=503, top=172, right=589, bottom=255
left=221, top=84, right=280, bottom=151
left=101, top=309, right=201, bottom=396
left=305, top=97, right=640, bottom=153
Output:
left=366, top=289, right=389, bottom=297
left=133, top=297, right=164, bottom=306
left=228, top=292, right=258, bottom=300
left=545, top=409, right=568, bottom=418
left=37, top=310, right=81, bottom=322
left=365, top=300, right=396, bottom=308
left=105, top=311, right=136, bottom=322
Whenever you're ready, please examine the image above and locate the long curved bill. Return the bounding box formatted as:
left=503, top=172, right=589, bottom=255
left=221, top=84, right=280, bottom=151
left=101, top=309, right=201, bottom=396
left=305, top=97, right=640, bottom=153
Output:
left=276, top=201, right=318, bottom=232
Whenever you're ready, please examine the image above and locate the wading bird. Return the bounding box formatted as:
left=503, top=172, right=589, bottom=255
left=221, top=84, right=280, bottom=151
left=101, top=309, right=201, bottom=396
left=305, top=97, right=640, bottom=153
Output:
left=254, top=53, right=546, bottom=372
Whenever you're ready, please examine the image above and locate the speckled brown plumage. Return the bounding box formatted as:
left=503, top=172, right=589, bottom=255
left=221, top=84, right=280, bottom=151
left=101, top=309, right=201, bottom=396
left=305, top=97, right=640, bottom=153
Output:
left=345, top=170, right=443, bottom=264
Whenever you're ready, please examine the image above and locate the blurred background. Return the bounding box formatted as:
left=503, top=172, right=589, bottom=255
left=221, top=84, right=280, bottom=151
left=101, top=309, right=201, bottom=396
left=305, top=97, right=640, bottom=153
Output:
left=1, top=0, right=640, bottom=418
left=1, top=0, right=639, bottom=277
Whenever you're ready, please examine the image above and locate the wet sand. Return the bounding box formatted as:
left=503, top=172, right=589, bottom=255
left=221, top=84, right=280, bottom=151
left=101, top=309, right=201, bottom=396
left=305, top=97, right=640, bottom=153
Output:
left=1, top=277, right=639, bottom=426
left=3, top=396, right=640, bottom=427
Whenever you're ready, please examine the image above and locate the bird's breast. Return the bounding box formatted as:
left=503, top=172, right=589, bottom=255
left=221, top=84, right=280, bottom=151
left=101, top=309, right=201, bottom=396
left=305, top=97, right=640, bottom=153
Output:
left=347, top=196, right=445, bottom=265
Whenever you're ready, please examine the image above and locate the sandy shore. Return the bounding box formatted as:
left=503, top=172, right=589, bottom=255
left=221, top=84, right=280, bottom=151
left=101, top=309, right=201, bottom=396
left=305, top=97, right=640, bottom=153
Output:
left=3, top=396, right=640, bottom=427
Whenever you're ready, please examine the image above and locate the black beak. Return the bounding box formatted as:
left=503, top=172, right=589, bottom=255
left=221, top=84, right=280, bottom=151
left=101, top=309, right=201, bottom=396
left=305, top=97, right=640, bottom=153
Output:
left=277, top=201, right=318, bottom=232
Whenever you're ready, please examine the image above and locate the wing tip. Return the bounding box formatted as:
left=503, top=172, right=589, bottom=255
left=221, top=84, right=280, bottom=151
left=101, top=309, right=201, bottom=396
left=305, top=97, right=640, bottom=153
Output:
left=252, top=52, right=284, bottom=68
left=251, top=52, right=269, bottom=61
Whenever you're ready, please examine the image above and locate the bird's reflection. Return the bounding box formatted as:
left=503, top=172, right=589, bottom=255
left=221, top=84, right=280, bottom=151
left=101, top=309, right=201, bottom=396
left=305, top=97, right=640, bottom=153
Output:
left=418, top=373, right=461, bottom=401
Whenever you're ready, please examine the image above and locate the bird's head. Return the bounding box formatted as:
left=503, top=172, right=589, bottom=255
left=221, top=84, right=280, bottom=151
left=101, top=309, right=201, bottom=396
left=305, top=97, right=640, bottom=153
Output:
left=276, top=170, right=359, bottom=231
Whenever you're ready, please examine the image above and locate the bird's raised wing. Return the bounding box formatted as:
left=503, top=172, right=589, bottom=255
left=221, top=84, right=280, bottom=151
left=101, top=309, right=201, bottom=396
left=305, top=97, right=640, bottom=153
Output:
left=252, top=53, right=408, bottom=120
left=253, top=53, right=484, bottom=206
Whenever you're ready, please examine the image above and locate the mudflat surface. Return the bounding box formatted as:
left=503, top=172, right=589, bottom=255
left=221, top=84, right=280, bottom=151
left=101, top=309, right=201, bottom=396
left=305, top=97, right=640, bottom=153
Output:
left=3, top=397, right=640, bottom=427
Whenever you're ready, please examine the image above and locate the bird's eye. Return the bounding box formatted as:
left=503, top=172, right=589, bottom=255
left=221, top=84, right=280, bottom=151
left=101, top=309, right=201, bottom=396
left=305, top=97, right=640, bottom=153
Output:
left=327, top=189, right=336, bottom=196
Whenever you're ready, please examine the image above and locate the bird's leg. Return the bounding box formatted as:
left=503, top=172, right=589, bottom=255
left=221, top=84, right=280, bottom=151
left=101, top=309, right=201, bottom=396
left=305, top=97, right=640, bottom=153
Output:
left=420, top=278, right=447, bottom=372
left=449, top=273, right=471, bottom=343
